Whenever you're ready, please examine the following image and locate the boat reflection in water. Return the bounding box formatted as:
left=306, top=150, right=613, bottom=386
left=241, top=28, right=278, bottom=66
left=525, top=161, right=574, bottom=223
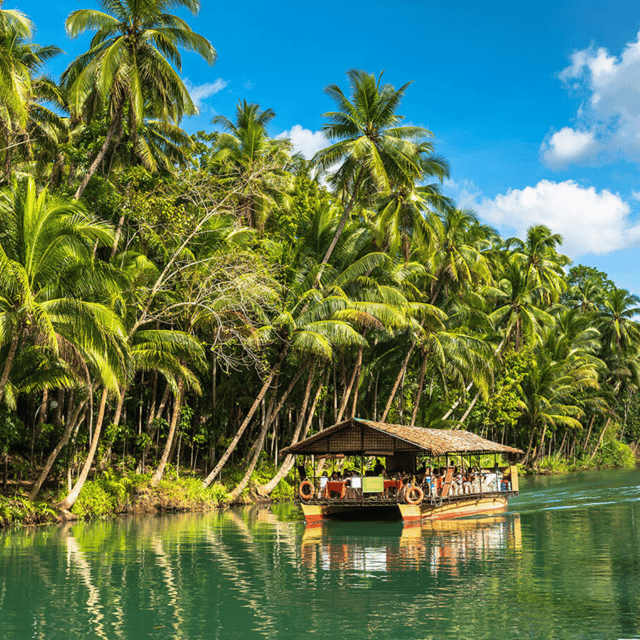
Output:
left=301, top=514, right=522, bottom=574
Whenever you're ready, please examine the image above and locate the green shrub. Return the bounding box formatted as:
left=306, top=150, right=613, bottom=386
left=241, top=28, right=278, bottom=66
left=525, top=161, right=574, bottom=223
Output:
left=0, top=495, right=57, bottom=527
left=593, top=439, right=636, bottom=469
left=71, top=480, right=120, bottom=519
left=538, top=454, right=570, bottom=474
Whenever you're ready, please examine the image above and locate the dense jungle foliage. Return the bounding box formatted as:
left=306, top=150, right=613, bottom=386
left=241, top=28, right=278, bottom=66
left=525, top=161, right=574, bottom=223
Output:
left=0, top=0, right=638, bottom=520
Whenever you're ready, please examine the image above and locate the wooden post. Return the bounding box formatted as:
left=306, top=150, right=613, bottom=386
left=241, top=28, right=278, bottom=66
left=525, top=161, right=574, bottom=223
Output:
left=510, top=465, right=519, bottom=493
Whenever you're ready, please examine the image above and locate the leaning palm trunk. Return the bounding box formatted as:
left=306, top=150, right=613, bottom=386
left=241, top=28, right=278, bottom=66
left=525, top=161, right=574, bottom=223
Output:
left=227, top=360, right=310, bottom=501
left=142, top=382, right=172, bottom=465
left=456, top=389, right=482, bottom=428
left=522, top=425, right=537, bottom=466
left=590, top=418, right=611, bottom=459
left=259, top=370, right=324, bottom=497
left=202, top=344, right=289, bottom=488
left=381, top=342, right=416, bottom=422
left=0, top=328, right=21, bottom=404
left=150, top=377, right=185, bottom=487
left=336, top=347, right=364, bottom=423
left=101, top=386, right=127, bottom=468
left=410, top=354, right=428, bottom=426
left=74, top=107, right=122, bottom=199
left=57, top=388, right=110, bottom=513
left=534, top=422, right=548, bottom=466
left=29, top=398, right=88, bottom=501
left=318, top=168, right=365, bottom=272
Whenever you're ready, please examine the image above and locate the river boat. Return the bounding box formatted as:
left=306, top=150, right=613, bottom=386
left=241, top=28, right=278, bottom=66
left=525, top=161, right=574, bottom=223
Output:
left=280, top=418, right=523, bottom=525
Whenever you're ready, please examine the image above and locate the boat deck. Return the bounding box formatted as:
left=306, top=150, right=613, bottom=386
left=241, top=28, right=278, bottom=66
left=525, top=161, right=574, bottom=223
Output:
left=300, top=489, right=519, bottom=507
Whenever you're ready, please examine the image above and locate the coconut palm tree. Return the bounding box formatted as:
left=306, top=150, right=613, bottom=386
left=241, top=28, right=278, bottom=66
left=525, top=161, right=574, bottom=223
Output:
left=0, top=8, right=61, bottom=180
left=487, top=255, right=554, bottom=350
left=312, top=69, right=447, bottom=268
left=211, top=100, right=292, bottom=230
left=506, top=225, right=569, bottom=303
left=0, top=176, right=127, bottom=405
left=61, top=0, right=216, bottom=198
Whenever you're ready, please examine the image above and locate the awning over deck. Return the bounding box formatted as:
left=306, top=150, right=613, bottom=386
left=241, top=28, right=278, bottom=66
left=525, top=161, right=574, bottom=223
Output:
left=280, top=418, right=523, bottom=458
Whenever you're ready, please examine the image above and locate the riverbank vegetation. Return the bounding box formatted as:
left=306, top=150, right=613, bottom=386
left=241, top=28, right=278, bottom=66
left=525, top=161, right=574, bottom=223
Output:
left=1, top=0, right=638, bottom=525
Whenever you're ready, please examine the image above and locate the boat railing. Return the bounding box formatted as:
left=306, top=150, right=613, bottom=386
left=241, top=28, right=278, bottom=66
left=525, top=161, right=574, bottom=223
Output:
left=298, top=469, right=518, bottom=506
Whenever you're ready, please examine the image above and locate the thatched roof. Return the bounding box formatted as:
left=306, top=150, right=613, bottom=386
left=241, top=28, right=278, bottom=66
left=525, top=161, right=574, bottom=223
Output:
left=280, top=418, right=523, bottom=457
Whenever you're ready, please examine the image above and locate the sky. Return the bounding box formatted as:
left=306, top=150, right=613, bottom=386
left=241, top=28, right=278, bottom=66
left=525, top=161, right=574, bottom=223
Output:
left=12, top=0, right=640, bottom=293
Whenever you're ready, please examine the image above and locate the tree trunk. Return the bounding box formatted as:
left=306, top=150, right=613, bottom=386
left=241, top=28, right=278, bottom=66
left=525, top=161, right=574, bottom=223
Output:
left=336, top=347, right=363, bottom=423
left=381, top=342, right=416, bottom=422
left=534, top=422, right=548, bottom=466
left=142, top=382, right=171, bottom=464
left=259, top=369, right=324, bottom=496
left=202, top=345, right=290, bottom=488
left=0, top=328, right=21, bottom=403
left=57, top=388, right=110, bottom=512
left=590, top=418, right=611, bottom=459
left=457, top=389, right=482, bottom=428
left=74, top=110, right=121, bottom=200
left=110, top=213, right=126, bottom=260
left=410, top=354, right=428, bottom=426
left=150, top=377, right=185, bottom=487
left=582, top=415, right=595, bottom=450
left=349, top=346, right=364, bottom=419
left=227, top=359, right=310, bottom=501
left=522, top=424, right=537, bottom=466
left=28, top=399, right=87, bottom=501
left=317, top=167, right=365, bottom=277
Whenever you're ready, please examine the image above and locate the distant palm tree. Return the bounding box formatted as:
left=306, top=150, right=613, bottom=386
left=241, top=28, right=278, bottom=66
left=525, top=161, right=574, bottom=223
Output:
left=488, top=255, right=553, bottom=350
left=61, top=0, right=216, bottom=198
left=211, top=100, right=292, bottom=230
left=426, top=208, right=494, bottom=304
left=507, top=225, right=569, bottom=303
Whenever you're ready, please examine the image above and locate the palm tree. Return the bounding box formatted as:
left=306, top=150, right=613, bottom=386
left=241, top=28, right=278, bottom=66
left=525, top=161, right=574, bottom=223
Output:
left=61, top=0, right=216, bottom=198
left=596, top=288, right=640, bottom=357
left=0, top=176, right=126, bottom=405
left=506, top=225, right=569, bottom=303
left=0, top=8, right=61, bottom=180
left=312, top=69, right=446, bottom=268
left=211, top=100, right=292, bottom=230
left=425, top=208, right=494, bottom=305
left=372, top=180, right=452, bottom=263
left=487, top=255, right=554, bottom=350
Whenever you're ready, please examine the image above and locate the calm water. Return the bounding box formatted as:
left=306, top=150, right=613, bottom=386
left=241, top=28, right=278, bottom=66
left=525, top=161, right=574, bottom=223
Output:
left=1, top=468, right=640, bottom=639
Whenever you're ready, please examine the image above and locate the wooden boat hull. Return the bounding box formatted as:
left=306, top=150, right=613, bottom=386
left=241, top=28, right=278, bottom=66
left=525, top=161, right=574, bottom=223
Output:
left=301, top=495, right=510, bottom=525
left=399, top=495, right=509, bottom=523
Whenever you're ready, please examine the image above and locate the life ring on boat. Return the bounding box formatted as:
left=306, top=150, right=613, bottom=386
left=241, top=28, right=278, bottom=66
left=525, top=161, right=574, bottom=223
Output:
left=405, top=486, right=424, bottom=505
left=299, top=480, right=314, bottom=500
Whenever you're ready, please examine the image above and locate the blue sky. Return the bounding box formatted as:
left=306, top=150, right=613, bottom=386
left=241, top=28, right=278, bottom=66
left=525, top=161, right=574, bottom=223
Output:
left=13, top=0, right=640, bottom=292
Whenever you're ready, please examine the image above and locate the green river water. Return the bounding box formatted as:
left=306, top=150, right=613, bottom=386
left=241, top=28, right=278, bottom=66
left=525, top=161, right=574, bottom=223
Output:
left=1, top=468, right=640, bottom=639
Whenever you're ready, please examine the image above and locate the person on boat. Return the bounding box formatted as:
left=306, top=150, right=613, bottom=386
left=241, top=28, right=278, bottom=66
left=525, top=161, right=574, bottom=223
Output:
left=453, top=468, right=464, bottom=496
left=462, top=471, right=473, bottom=494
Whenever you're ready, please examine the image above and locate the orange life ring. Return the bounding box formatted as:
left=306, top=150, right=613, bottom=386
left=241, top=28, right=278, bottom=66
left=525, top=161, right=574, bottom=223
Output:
left=405, top=486, right=424, bottom=505
left=299, top=480, right=314, bottom=500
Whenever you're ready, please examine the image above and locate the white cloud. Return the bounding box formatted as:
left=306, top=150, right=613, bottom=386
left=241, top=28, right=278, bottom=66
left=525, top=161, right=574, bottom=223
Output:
left=276, top=125, right=328, bottom=160
left=475, top=180, right=640, bottom=257
left=541, top=127, right=599, bottom=167
left=544, top=31, right=640, bottom=167
left=183, top=78, right=229, bottom=109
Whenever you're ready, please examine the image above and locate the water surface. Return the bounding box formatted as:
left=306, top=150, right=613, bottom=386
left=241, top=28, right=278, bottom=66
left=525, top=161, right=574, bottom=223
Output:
left=1, top=468, right=639, bottom=639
